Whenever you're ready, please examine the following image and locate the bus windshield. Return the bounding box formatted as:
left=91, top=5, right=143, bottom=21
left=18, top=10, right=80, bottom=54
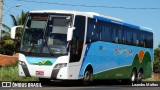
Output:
left=20, top=14, right=72, bottom=56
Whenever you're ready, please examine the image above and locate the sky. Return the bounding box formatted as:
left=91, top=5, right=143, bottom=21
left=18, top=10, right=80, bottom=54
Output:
left=2, top=0, right=160, bottom=48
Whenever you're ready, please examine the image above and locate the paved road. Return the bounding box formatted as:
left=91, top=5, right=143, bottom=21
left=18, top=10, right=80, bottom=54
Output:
left=2, top=86, right=159, bottom=90
left=0, top=80, right=160, bottom=90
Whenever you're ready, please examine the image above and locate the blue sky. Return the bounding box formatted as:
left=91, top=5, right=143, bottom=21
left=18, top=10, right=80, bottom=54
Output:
left=2, top=0, right=160, bottom=48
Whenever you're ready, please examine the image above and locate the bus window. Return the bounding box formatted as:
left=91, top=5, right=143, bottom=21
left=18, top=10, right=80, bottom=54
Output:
left=126, top=28, right=132, bottom=45
left=139, top=32, right=145, bottom=47
left=133, top=29, right=138, bottom=46
left=145, top=32, right=153, bottom=48
left=111, top=24, right=117, bottom=43
left=87, top=18, right=96, bottom=43
left=118, top=26, right=123, bottom=44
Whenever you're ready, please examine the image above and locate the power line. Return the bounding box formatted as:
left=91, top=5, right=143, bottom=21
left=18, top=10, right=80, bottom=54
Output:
left=8, top=0, right=31, bottom=10
left=2, top=3, right=20, bottom=17
left=17, top=0, right=160, bottom=10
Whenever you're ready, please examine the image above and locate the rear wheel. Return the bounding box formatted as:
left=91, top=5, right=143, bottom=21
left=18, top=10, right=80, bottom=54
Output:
left=130, top=69, right=137, bottom=83
left=137, top=71, right=143, bottom=83
left=83, top=69, right=93, bottom=85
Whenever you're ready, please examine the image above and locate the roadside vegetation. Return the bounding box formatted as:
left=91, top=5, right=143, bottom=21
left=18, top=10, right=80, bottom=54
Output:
left=0, top=65, right=38, bottom=81
left=143, top=77, right=160, bottom=81
left=0, top=11, right=26, bottom=55
left=153, top=44, right=160, bottom=73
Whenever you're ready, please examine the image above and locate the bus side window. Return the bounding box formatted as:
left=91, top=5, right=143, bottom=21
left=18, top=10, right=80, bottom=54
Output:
left=118, top=25, right=125, bottom=44
left=115, top=37, right=118, bottom=43
left=136, top=40, right=139, bottom=45
left=133, top=30, right=138, bottom=46
left=139, top=32, right=145, bottom=47
left=126, top=29, right=131, bottom=45
left=145, top=32, right=153, bottom=48
left=87, top=18, right=96, bottom=43
left=111, top=25, right=117, bottom=43
left=147, top=33, right=153, bottom=48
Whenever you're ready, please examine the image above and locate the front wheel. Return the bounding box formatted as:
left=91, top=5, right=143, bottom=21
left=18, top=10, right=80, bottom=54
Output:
left=39, top=78, right=51, bottom=85
left=83, top=70, right=93, bottom=85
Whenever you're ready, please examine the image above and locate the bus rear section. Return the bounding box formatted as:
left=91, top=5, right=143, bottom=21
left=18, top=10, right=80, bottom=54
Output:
left=79, top=16, right=153, bottom=83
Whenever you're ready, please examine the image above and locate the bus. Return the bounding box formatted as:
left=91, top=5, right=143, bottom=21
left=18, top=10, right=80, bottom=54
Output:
left=11, top=10, right=153, bottom=84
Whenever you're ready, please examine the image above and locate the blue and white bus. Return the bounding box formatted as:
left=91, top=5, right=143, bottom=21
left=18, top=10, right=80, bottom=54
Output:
left=11, top=10, right=153, bottom=84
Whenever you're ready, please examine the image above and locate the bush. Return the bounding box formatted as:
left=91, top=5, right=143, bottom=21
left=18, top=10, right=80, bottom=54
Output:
left=153, top=46, right=160, bottom=73
left=0, top=39, right=15, bottom=55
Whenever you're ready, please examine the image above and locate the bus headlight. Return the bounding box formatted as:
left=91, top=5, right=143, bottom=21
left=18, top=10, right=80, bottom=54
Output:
left=54, top=63, right=67, bottom=69
left=19, top=60, right=27, bottom=66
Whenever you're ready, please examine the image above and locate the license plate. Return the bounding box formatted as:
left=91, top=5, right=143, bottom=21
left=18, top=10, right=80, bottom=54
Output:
left=36, top=71, right=44, bottom=75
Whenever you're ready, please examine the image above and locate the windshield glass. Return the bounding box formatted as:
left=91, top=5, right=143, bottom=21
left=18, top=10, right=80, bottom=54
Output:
left=20, top=14, right=72, bottom=56
left=44, top=16, right=71, bottom=54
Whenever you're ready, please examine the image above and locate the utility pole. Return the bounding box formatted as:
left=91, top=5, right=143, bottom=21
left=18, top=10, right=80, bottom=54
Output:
left=0, top=0, right=3, bottom=41
left=0, top=0, right=3, bottom=53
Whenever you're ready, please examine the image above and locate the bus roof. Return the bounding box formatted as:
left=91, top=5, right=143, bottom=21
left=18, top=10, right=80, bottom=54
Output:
left=29, top=10, right=152, bottom=33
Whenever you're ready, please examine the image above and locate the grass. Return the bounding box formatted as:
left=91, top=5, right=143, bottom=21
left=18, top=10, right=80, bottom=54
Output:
left=0, top=65, right=38, bottom=81
left=143, top=78, right=160, bottom=81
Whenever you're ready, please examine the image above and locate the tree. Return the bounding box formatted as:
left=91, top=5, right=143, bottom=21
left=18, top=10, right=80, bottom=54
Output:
left=0, top=11, right=26, bottom=55
left=1, top=23, right=11, bottom=36
left=153, top=44, right=160, bottom=73
left=10, top=11, right=26, bottom=53
left=0, top=23, right=14, bottom=55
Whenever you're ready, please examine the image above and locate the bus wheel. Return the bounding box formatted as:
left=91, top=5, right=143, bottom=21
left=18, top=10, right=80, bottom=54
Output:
left=130, top=69, right=137, bottom=83
left=137, top=71, right=143, bottom=83
left=39, top=78, right=51, bottom=85
left=83, top=69, right=93, bottom=85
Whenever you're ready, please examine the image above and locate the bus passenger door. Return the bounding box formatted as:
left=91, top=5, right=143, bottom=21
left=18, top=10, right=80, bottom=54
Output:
left=68, top=15, right=86, bottom=79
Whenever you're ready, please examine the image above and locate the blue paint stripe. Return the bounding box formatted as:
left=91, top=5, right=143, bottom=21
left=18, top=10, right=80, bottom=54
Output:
left=123, top=23, right=140, bottom=29
left=93, top=15, right=112, bottom=22
left=93, top=15, right=143, bottom=30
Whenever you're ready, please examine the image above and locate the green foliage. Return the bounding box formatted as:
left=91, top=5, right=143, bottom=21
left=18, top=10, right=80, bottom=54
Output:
left=0, top=39, right=14, bottom=55
left=0, top=65, right=38, bottom=81
left=153, top=44, right=160, bottom=73
left=0, top=11, right=26, bottom=55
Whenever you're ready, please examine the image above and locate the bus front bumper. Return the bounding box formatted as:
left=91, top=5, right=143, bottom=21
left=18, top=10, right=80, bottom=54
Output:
left=18, top=60, right=69, bottom=80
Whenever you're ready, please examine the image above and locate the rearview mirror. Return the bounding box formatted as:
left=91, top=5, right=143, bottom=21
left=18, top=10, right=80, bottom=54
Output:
left=67, top=27, right=75, bottom=41
left=11, top=25, right=23, bottom=39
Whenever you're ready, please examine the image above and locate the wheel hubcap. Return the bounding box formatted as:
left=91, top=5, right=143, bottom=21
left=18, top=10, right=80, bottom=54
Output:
left=85, top=71, right=90, bottom=81
left=131, top=72, right=136, bottom=82
left=137, top=72, right=142, bottom=81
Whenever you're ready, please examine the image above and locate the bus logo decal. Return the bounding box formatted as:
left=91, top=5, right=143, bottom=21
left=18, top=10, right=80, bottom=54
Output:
left=31, top=60, right=53, bottom=66
left=114, top=46, right=134, bottom=55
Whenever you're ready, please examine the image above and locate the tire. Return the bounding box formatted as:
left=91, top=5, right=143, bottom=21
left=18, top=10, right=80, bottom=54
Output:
left=83, top=69, right=93, bottom=85
left=39, top=78, right=51, bottom=85
left=137, top=71, right=143, bottom=83
left=130, top=69, right=137, bottom=83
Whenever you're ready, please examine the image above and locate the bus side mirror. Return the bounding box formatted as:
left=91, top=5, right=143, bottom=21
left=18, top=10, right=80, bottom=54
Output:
left=11, top=25, right=23, bottom=39
left=67, top=27, right=75, bottom=41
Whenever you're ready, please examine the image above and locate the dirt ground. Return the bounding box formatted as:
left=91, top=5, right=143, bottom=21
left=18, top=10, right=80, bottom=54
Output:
left=153, top=73, right=160, bottom=78
left=0, top=53, right=18, bottom=67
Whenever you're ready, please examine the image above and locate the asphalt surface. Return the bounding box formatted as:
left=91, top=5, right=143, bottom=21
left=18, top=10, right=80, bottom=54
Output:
left=0, top=80, right=160, bottom=90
